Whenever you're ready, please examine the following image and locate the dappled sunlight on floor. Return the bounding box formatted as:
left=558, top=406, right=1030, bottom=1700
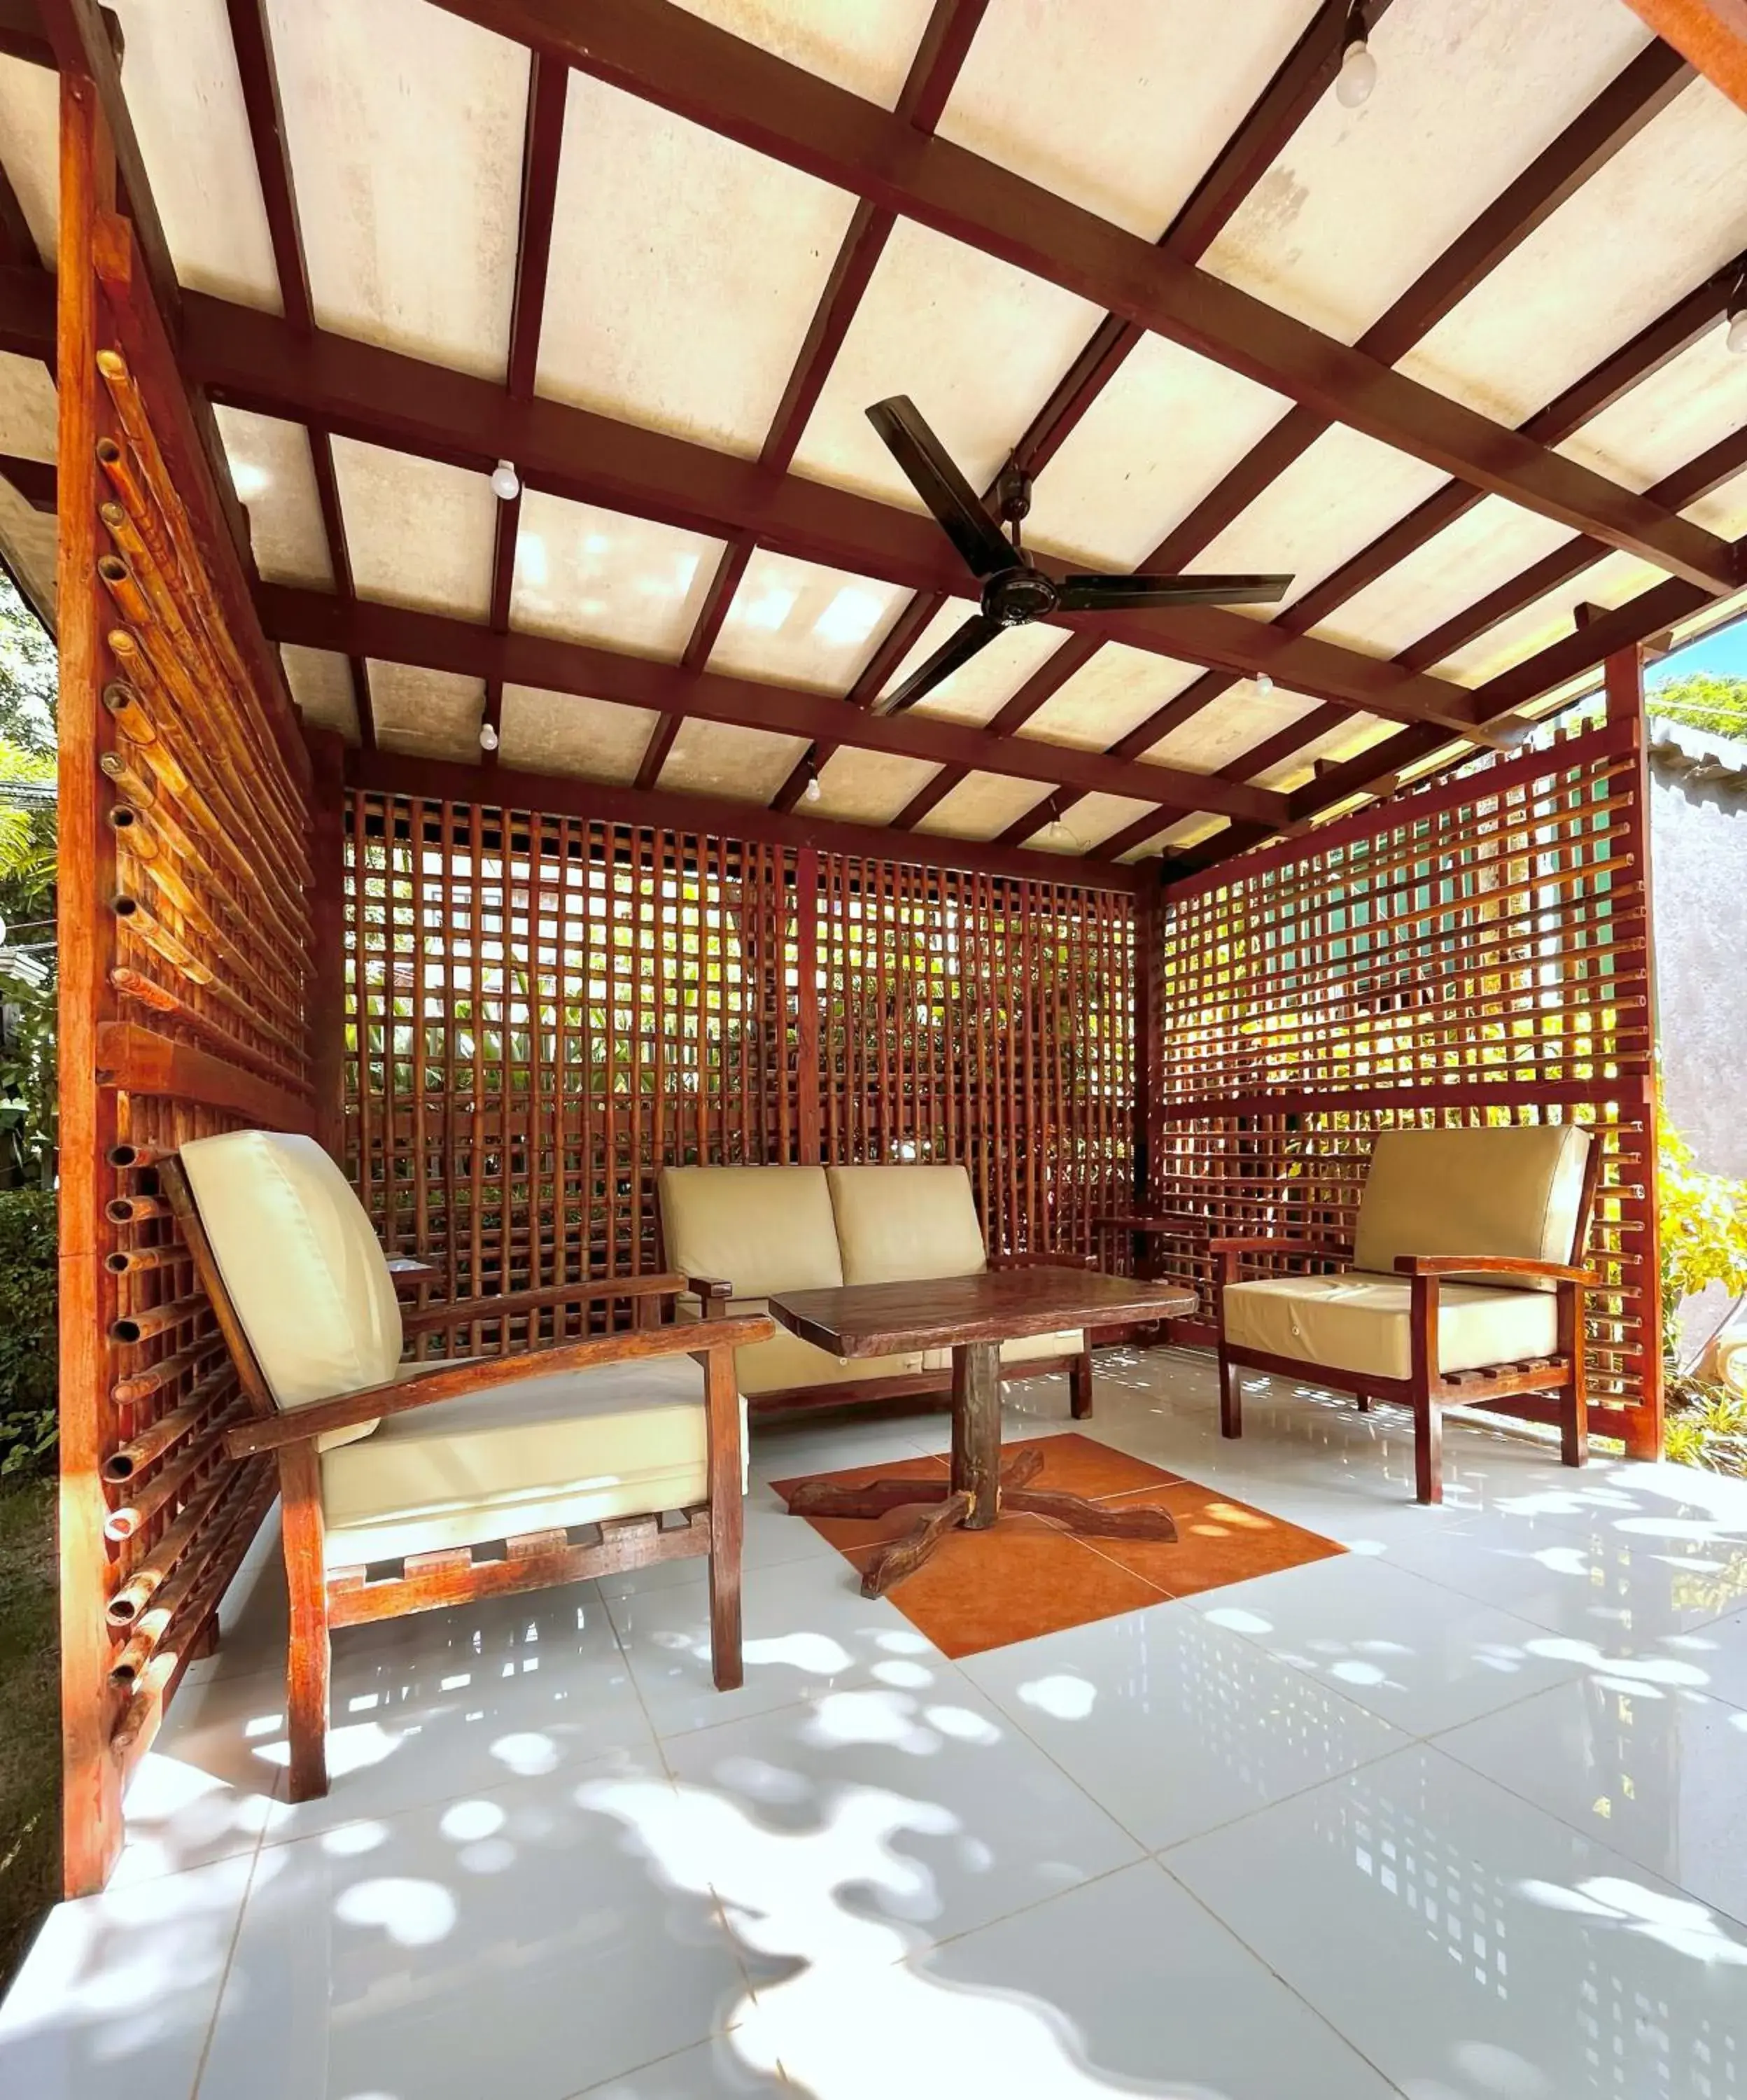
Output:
left=8, top=1347, right=1747, bottom=2096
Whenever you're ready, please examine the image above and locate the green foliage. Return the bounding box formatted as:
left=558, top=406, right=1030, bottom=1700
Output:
left=1646, top=671, right=1747, bottom=743
left=1660, top=1116, right=1747, bottom=1362
left=0, top=1190, right=54, bottom=1476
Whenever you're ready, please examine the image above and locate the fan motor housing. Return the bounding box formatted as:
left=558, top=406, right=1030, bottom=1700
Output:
left=982, top=566, right=1058, bottom=627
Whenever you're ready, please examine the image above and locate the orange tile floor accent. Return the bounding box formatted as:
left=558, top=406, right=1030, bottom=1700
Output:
left=771, top=1433, right=1345, bottom=1660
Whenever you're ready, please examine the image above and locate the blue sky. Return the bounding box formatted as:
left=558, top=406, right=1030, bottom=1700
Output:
left=1648, top=614, right=1747, bottom=688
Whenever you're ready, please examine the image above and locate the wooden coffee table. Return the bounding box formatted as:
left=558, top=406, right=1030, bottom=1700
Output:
left=769, top=1268, right=1198, bottom=1595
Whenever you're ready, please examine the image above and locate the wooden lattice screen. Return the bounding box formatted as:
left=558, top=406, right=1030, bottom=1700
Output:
left=342, top=796, right=1137, bottom=1299
left=1143, top=704, right=1662, bottom=1455
left=57, top=79, right=316, bottom=1893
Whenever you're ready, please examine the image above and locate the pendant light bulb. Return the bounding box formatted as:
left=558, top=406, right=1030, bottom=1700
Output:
left=1335, top=37, right=1376, bottom=106
left=804, top=774, right=822, bottom=804
left=1255, top=672, right=1275, bottom=696
left=479, top=720, right=499, bottom=751
left=490, top=458, right=521, bottom=501
left=1728, top=307, right=1747, bottom=356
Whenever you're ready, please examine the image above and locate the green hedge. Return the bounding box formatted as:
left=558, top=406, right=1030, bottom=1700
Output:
left=0, top=1190, right=55, bottom=1476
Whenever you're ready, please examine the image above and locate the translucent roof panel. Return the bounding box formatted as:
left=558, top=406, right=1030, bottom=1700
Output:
left=914, top=771, right=1065, bottom=842
left=215, top=408, right=334, bottom=590
left=0, top=56, right=59, bottom=267
left=280, top=644, right=358, bottom=742
left=706, top=552, right=911, bottom=694
left=510, top=492, right=724, bottom=659
left=1025, top=335, right=1291, bottom=571
left=813, top=748, right=940, bottom=826
left=1557, top=328, right=1747, bottom=496
left=665, top=0, right=936, bottom=108
left=1037, top=792, right=1168, bottom=853
left=1019, top=644, right=1205, bottom=754
left=538, top=76, right=858, bottom=456
left=498, top=686, right=655, bottom=785
left=1431, top=547, right=1663, bottom=687
left=1311, top=496, right=1576, bottom=662
left=330, top=439, right=496, bottom=621
left=887, top=599, right=1071, bottom=728
left=0, top=353, right=55, bottom=462
left=1251, top=711, right=1395, bottom=792
left=1201, top=0, right=1649, bottom=346
left=1118, top=812, right=1228, bottom=861
left=367, top=662, right=485, bottom=762
left=1146, top=683, right=1322, bottom=774
left=108, top=0, right=280, bottom=309
left=1400, top=79, right=1747, bottom=428
left=1193, top=424, right=1450, bottom=613
left=790, top=218, right=1103, bottom=510
left=659, top=720, right=810, bottom=803
left=267, top=0, right=526, bottom=377
left=938, top=0, right=1317, bottom=240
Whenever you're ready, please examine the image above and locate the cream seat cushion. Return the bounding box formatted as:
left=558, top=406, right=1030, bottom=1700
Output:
left=657, top=1164, right=842, bottom=1297
left=1223, top=1272, right=1559, bottom=1384
left=1353, top=1124, right=1590, bottom=1292
left=181, top=1128, right=402, bottom=1450
left=319, top=1354, right=739, bottom=1567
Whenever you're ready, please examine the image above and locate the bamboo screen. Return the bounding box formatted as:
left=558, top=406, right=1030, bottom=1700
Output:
left=57, top=86, right=316, bottom=1894
left=1144, top=714, right=1660, bottom=1452
left=342, top=797, right=1136, bottom=1301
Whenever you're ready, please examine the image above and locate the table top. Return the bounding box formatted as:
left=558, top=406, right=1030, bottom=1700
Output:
left=768, top=1266, right=1198, bottom=1358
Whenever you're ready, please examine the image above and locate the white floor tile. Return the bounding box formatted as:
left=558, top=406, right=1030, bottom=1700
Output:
left=605, top=1556, right=951, bottom=1738
left=962, top=1602, right=1407, bottom=1849
left=0, top=1852, right=253, bottom=2100
left=196, top=1755, right=750, bottom=2100
left=1690, top=1600, right=1747, bottom=1711
left=1436, top=1676, right=1747, bottom=1925
left=660, top=1680, right=1139, bottom=1963
left=1169, top=1743, right=1747, bottom=2100
left=738, top=1860, right=1401, bottom=2098
left=1186, top=1550, right=1587, bottom=1735
left=572, top=2034, right=794, bottom=2094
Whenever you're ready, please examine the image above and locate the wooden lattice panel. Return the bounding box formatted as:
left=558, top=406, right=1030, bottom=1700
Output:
left=1146, top=716, right=1660, bottom=1450
left=344, top=802, right=1138, bottom=1297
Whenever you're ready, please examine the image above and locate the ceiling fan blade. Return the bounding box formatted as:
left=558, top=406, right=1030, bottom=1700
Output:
left=1055, top=572, right=1295, bottom=612
left=875, top=612, right=1003, bottom=717
left=865, top=397, right=1015, bottom=579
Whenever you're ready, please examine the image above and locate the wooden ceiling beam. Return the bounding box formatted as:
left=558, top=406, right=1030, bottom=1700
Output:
left=668, top=0, right=988, bottom=799
left=431, top=0, right=1734, bottom=594
left=979, top=38, right=1698, bottom=848
left=256, top=584, right=1293, bottom=830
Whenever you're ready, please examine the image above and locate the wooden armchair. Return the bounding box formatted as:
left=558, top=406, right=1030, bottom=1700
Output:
left=161, top=1130, right=771, bottom=1800
left=1211, top=1125, right=1604, bottom=1503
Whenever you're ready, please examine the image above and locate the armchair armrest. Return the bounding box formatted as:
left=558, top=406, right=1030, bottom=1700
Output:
left=401, top=1273, right=686, bottom=1335
left=988, top=1250, right=1099, bottom=1272
left=1392, top=1254, right=1599, bottom=1287
left=225, top=1312, right=776, bottom=1460
left=683, top=1273, right=736, bottom=1318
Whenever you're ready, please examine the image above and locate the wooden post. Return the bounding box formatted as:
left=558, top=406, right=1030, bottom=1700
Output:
left=949, top=1340, right=1002, bottom=1528
left=1606, top=643, right=1665, bottom=1460
left=56, top=64, right=125, bottom=1899
left=306, top=727, right=348, bottom=1162
left=794, top=844, right=821, bottom=1165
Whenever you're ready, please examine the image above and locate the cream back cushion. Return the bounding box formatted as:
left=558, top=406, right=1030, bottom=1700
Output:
left=181, top=1130, right=402, bottom=1418
left=1352, top=1124, right=1591, bottom=1293
left=657, top=1165, right=842, bottom=1298
left=829, top=1164, right=987, bottom=1286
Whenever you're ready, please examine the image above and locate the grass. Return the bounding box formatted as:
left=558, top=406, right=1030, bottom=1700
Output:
left=0, top=1474, right=57, bottom=1989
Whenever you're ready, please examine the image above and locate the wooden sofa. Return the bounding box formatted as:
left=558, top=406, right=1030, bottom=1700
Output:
left=1214, top=1124, right=1603, bottom=1503
left=657, top=1162, right=1094, bottom=1418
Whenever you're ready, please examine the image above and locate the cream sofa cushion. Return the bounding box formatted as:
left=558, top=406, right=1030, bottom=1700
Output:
left=658, top=1165, right=842, bottom=1298
left=1223, top=1272, right=1559, bottom=1383
left=319, top=1354, right=738, bottom=1567
left=1352, top=1124, right=1590, bottom=1293
left=181, top=1129, right=400, bottom=1449
left=828, top=1164, right=986, bottom=1285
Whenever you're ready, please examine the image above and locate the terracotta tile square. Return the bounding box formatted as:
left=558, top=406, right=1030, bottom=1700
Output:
left=846, top=1522, right=1169, bottom=1661
left=1088, top=1482, right=1345, bottom=1598
left=1003, top=1432, right=1183, bottom=1500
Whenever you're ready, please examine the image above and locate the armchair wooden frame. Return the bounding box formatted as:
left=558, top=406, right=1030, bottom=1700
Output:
left=1210, top=1136, right=1607, bottom=1504
left=673, top=1247, right=1097, bottom=1422
left=160, top=1156, right=771, bottom=1801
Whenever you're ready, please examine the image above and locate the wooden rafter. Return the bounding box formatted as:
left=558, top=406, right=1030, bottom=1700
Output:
left=647, top=0, right=988, bottom=795
left=430, top=0, right=1735, bottom=594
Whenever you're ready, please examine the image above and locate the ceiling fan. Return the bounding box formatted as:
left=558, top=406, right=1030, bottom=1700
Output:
left=865, top=395, right=1293, bottom=715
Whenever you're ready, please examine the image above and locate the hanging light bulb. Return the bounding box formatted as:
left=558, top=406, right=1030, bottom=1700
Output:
left=479, top=720, right=499, bottom=751
left=1255, top=672, right=1275, bottom=696
left=1335, top=4, right=1376, bottom=108
left=489, top=458, right=521, bottom=501
left=1727, top=273, right=1747, bottom=354
left=802, top=755, right=822, bottom=803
